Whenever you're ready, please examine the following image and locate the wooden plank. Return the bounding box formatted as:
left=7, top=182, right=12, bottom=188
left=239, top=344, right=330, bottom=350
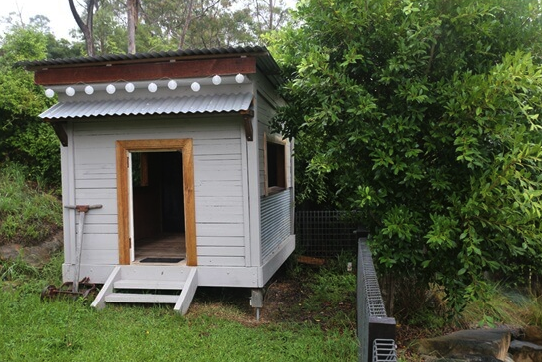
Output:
left=81, top=214, right=118, bottom=224
left=196, top=266, right=258, bottom=287
left=197, top=246, right=245, bottom=257
left=195, top=171, right=242, bottom=182
left=247, top=92, right=262, bottom=267
left=240, top=121, right=252, bottom=265
left=196, top=223, right=244, bottom=237
left=197, top=256, right=245, bottom=267
left=197, top=196, right=243, bottom=207
left=194, top=144, right=241, bottom=156
left=76, top=179, right=116, bottom=189
left=75, top=168, right=116, bottom=180
left=79, top=233, right=118, bottom=248
left=75, top=147, right=115, bottom=165
left=194, top=154, right=240, bottom=161
left=35, top=57, right=257, bottom=85
left=116, top=141, right=130, bottom=265
left=174, top=268, right=198, bottom=315
left=195, top=180, right=243, bottom=196
left=81, top=249, right=119, bottom=264
left=114, top=280, right=185, bottom=290
left=196, top=206, right=243, bottom=223
left=197, top=236, right=245, bottom=247
left=105, top=293, right=179, bottom=304
left=91, top=266, right=121, bottom=309
left=118, top=265, right=193, bottom=280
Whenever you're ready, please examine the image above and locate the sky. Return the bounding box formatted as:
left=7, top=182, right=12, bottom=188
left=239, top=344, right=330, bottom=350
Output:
left=0, top=0, right=298, bottom=42
left=0, top=0, right=78, bottom=40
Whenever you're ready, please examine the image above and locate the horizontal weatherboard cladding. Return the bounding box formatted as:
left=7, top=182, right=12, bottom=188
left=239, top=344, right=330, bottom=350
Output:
left=70, top=117, right=246, bottom=267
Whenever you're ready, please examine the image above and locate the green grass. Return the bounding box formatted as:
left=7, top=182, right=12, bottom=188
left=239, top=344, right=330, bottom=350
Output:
left=0, top=254, right=358, bottom=362
left=0, top=163, right=62, bottom=246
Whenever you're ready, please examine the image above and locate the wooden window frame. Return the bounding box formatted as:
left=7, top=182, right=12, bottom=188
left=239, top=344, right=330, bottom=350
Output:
left=116, top=139, right=196, bottom=266
left=264, top=133, right=287, bottom=196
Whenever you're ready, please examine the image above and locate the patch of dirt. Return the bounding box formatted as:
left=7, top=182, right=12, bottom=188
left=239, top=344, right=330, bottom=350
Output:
left=0, top=231, right=63, bottom=267
left=186, top=265, right=356, bottom=333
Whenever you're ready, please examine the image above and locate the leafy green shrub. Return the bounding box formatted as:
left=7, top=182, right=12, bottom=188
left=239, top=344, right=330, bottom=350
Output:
left=0, top=163, right=62, bottom=246
left=269, top=0, right=542, bottom=315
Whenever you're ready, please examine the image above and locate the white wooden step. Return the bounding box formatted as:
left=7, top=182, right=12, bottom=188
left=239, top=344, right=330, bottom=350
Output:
left=114, top=280, right=185, bottom=290
left=118, top=266, right=192, bottom=281
left=105, top=293, right=179, bottom=304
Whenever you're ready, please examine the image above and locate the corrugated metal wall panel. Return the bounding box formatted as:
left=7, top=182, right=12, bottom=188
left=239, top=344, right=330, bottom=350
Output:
left=260, top=189, right=292, bottom=261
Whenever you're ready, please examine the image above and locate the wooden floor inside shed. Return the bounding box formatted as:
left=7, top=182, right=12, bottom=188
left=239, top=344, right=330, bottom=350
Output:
left=133, top=233, right=186, bottom=265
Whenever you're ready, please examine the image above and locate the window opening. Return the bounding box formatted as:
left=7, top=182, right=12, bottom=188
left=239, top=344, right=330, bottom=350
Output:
left=266, top=136, right=286, bottom=195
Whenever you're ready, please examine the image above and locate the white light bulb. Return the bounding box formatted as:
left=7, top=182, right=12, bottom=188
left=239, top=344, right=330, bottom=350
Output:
left=212, top=75, right=222, bottom=85
left=167, top=80, right=178, bottom=90
left=125, top=83, right=135, bottom=93
left=45, top=89, right=55, bottom=98
left=84, top=85, right=94, bottom=95
left=148, top=82, right=158, bottom=93
left=65, top=86, right=75, bottom=97
left=106, top=84, right=116, bottom=94
left=191, top=82, right=200, bottom=92
left=235, top=73, right=245, bottom=83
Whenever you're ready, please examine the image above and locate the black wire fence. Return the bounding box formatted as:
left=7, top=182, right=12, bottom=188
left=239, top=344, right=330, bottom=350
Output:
left=295, top=210, right=361, bottom=258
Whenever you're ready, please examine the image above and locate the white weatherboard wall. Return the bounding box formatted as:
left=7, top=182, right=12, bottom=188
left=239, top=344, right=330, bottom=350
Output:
left=61, top=116, right=250, bottom=282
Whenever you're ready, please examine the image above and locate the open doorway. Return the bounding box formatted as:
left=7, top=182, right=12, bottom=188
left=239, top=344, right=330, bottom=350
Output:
left=116, top=139, right=196, bottom=266
left=131, top=151, right=185, bottom=263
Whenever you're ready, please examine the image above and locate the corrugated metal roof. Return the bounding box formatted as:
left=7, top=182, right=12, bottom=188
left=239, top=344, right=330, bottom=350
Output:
left=19, top=46, right=279, bottom=73
left=40, top=92, right=253, bottom=120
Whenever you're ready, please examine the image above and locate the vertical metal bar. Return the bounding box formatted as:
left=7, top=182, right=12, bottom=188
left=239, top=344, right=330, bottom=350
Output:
left=73, top=210, right=86, bottom=293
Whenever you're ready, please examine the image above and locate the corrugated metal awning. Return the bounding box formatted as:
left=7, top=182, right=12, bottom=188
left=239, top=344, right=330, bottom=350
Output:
left=40, top=92, right=253, bottom=120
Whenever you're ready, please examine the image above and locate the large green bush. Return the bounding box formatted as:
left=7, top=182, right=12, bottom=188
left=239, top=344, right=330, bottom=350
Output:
left=0, top=26, right=60, bottom=186
left=269, top=0, right=542, bottom=311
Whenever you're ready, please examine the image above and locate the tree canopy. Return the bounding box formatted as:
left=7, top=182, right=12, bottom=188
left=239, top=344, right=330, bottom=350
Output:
left=69, top=0, right=292, bottom=55
left=0, top=22, right=74, bottom=185
left=269, top=0, right=542, bottom=311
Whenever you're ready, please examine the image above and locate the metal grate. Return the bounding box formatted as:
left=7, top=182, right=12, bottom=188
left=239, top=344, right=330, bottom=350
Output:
left=357, top=239, right=397, bottom=362
left=372, top=339, right=397, bottom=362
left=295, top=211, right=360, bottom=258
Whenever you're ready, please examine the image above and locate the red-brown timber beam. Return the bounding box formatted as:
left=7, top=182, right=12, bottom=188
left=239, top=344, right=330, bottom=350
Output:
left=34, top=57, right=257, bottom=86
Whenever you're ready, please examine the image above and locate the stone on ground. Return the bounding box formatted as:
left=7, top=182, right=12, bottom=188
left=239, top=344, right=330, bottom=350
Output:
left=418, top=329, right=511, bottom=361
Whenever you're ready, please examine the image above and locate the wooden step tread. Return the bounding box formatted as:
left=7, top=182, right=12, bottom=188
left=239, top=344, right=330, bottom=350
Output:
left=114, top=280, right=185, bottom=290
left=105, top=293, right=179, bottom=304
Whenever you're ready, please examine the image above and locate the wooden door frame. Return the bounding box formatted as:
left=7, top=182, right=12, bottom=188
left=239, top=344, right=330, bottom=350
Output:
left=116, top=139, right=196, bottom=266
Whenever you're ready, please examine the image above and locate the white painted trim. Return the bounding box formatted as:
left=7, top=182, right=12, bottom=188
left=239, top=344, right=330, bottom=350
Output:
left=240, top=122, right=252, bottom=266
left=174, top=268, right=198, bottom=315
left=64, top=263, right=261, bottom=288
left=91, top=266, right=121, bottom=309
left=64, top=123, right=76, bottom=265
left=247, top=83, right=262, bottom=267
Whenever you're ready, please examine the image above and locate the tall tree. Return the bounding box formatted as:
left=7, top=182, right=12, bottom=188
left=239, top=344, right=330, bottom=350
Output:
left=269, top=0, right=542, bottom=313
left=250, top=0, right=290, bottom=36
left=127, top=0, right=139, bottom=53
left=69, top=0, right=97, bottom=56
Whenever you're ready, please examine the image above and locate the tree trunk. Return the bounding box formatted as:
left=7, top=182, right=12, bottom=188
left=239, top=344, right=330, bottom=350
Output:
left=69, top=0, right=96, bottom=56
left=127, top=0, right=139, bottom=54
left=179, top=0, right=194, bottom=49
left=268, top=0, right=274, bottom=31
